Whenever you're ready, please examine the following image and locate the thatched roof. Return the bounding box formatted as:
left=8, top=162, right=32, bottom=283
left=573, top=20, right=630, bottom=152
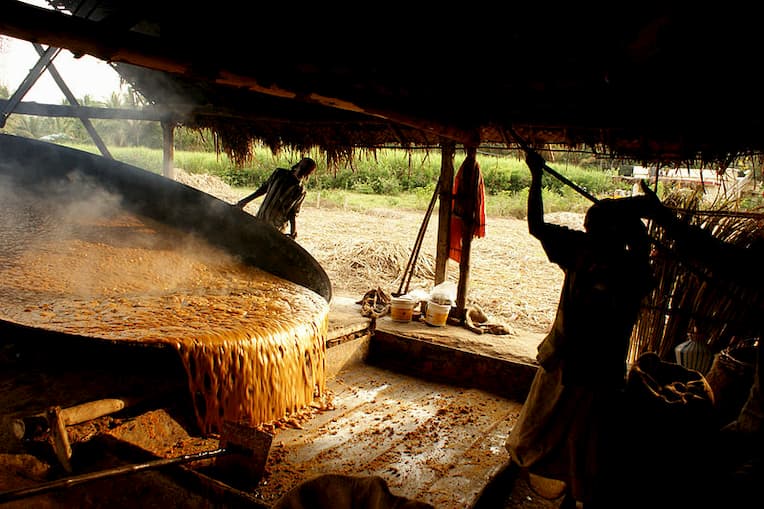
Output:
left=3, top=2, right=764, bottom=166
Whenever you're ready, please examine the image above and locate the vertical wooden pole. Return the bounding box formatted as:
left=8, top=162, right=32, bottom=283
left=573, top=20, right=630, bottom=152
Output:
left=161, top=120, right=175, bottom=180
left=455, top=146, right=478, bottom=315
left=435, top=141, right=455, bottom=285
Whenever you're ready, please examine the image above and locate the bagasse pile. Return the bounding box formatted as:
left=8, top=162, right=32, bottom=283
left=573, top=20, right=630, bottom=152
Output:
left=630, top=189, right=764, bottom=361
left=0, top=188, right=329, bottom=435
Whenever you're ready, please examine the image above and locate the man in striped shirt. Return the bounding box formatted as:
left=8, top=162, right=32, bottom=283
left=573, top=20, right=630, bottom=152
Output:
left=236, top=157, right=317, bottom=239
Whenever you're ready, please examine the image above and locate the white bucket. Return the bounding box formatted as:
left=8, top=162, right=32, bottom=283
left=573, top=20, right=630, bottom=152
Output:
left=390, top=296, right=415, bottom=322
left=425, top=300, right=450, bottom=326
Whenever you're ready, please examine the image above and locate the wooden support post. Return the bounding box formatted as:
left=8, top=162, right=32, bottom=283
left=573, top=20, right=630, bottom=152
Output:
left=162, top=119, right=175, bottom=180
left=455, top=146, right=479, bottom=316
left=435, top=141, right=455, bottom=285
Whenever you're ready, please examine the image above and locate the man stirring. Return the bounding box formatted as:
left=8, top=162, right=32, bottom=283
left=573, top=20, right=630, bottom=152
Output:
left=236, top=157, right=317, bottom=239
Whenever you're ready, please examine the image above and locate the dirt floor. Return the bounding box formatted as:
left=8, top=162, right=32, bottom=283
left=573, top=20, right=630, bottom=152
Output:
left=177, top=170, right=582, bottom=337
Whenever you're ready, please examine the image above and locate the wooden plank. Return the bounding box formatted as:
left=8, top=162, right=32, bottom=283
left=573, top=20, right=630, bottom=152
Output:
left=257, top=365, right=522, bottom=509
left=423, top=414, right=516, bottom=507
left=355, top=388, right=519, bottom=505
left=0, top=99, right=170, bottom=121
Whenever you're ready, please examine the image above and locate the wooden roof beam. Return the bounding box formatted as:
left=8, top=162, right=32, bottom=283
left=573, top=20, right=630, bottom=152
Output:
left=0, top=99, right=171, bottom=121
left=1, top=1, right=478, bottom=146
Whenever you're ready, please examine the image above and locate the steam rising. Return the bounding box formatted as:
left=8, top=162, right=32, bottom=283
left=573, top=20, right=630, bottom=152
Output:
left=0, top=170, right=242, bottom=298
left=0, top=167, right=329, bottom=434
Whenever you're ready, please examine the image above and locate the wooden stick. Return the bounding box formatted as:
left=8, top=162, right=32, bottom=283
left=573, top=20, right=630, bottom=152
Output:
left=10, top=397, right=139, bottom=441
left=58, top=398, right=131, bottom=426
left=47, top=406, right=72, bottom=473
left=508, top=127, right=599, bottom=203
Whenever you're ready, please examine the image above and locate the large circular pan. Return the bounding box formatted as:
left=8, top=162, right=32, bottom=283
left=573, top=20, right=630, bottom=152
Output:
left=0, top=134, right=331, bottom=303
left=0, top=134, right=333, bottom=434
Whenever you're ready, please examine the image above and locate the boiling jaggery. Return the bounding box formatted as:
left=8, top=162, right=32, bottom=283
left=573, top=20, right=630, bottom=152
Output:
left=0, top=200, right=328, bottom=435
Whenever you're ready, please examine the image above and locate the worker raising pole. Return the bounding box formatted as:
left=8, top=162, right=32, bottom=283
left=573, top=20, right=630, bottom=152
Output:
left=508, top=127, right=599, bottom=204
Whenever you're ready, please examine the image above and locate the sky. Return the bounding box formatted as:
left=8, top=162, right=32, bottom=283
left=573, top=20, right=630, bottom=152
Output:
left=0, top=1, right=124, bottom=104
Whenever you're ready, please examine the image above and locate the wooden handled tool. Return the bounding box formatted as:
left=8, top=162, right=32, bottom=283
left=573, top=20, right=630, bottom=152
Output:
left=9, top=397, right=145, bottom=473
left=10, top=397, right=140, bottom=441
left=0, top=420, right=272, bottom=503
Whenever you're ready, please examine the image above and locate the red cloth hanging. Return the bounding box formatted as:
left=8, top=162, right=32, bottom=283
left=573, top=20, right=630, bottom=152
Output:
left=449, top=157, right=486, bottom=263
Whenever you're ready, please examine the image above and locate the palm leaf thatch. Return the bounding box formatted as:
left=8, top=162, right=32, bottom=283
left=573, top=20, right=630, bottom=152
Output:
left=629, top=189, right=764, bottom=364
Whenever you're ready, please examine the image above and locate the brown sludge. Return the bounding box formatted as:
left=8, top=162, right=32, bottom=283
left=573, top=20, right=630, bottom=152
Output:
left=0, top=199, right=329, bottom=436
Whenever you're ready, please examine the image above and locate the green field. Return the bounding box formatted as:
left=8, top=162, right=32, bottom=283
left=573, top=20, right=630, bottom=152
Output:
left=63, top=144, right=637, bottom=218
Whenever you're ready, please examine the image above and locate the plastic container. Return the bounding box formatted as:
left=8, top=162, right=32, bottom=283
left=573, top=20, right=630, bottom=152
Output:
left=674, top=336, right=714, bottom=374
left=390, top=296, right=415, bottom=322
left=425, top=301, right=450, bottom=326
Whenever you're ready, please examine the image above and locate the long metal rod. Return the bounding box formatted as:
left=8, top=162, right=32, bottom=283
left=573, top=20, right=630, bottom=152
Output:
left=508, top=127, right=599, bottom=203
left=396, top=178, right=441, bottom=296
left=0, top=448, right=226, bottom=503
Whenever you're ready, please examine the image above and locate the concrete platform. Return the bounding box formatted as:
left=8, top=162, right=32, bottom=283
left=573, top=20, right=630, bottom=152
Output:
left=328, top=295, right=542, bottom=401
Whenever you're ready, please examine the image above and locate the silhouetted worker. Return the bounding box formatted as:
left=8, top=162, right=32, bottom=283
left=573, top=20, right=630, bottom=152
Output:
left=236, top=157, right=317, bottom=239
left=505, top=151, right=654, bottom=508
